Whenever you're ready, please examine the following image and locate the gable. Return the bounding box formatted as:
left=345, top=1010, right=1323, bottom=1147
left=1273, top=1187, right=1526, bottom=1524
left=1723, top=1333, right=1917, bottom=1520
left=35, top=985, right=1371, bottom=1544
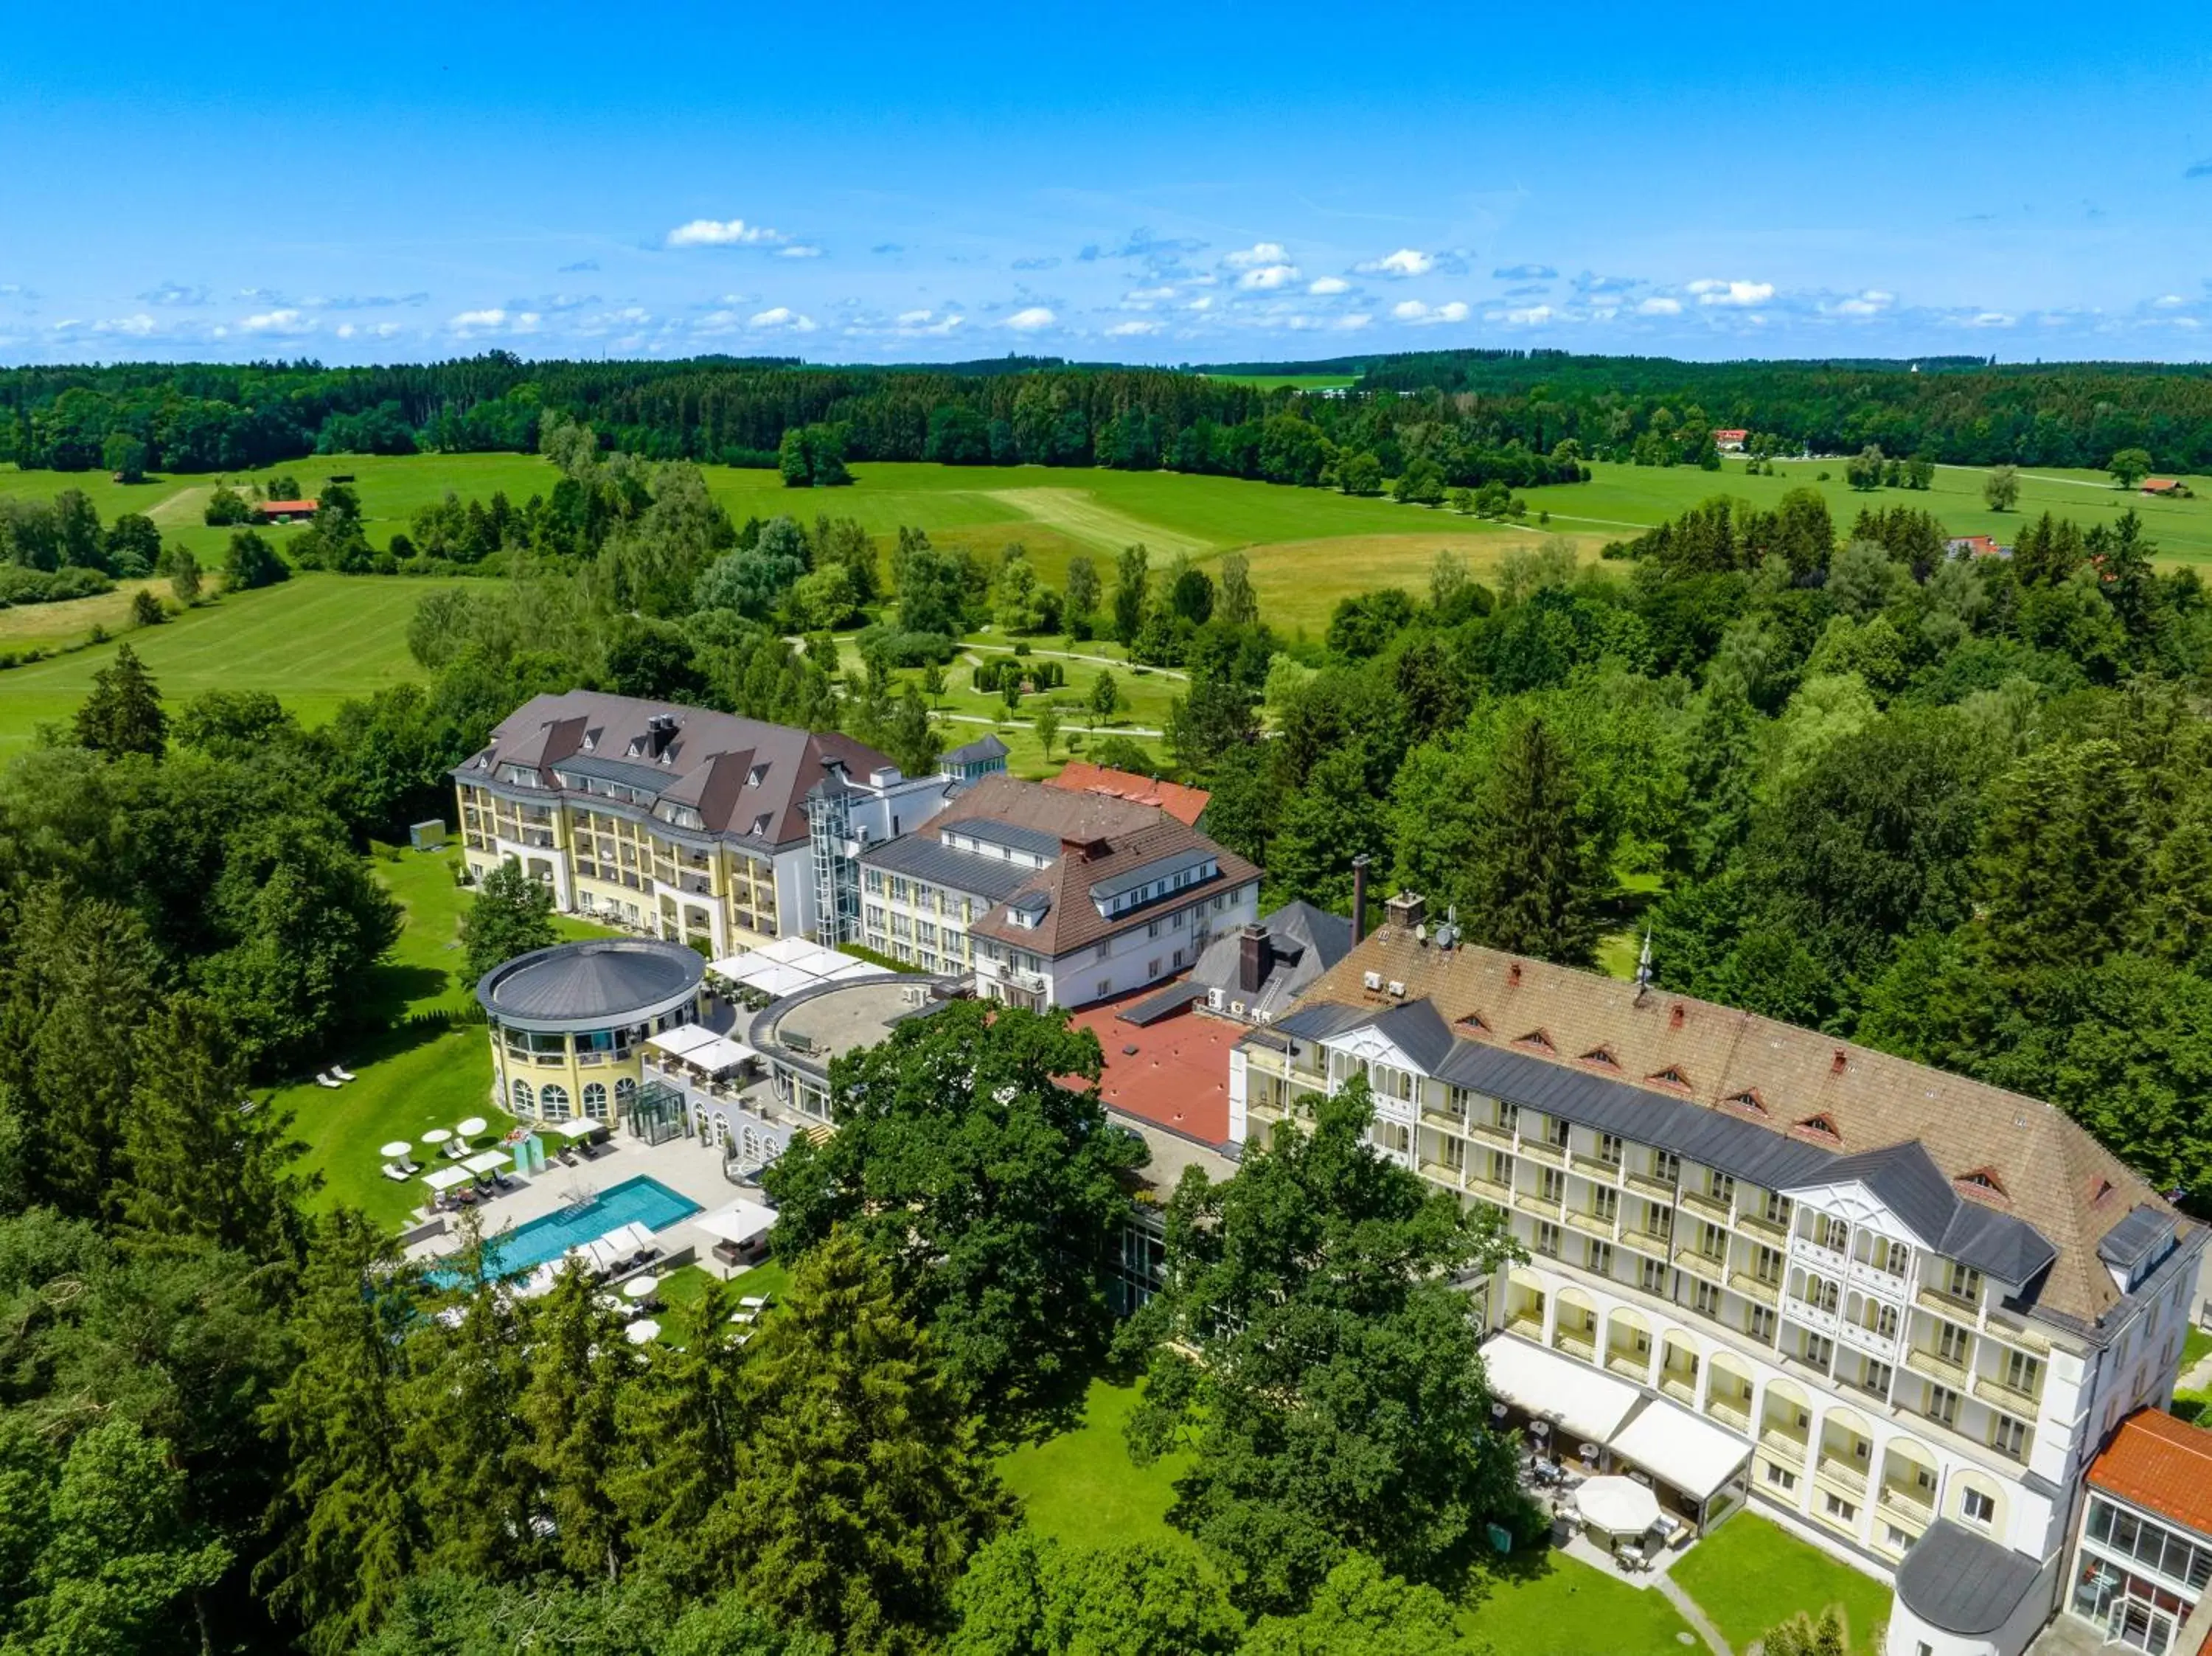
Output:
left=1781, top=1178, right=1925, bottom=1248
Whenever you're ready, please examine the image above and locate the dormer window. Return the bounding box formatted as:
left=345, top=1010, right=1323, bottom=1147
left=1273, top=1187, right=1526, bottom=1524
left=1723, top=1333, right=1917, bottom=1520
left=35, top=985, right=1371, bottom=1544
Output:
left=751, top=813, right=773, bottom=836
left=1795, top=1114, right=1843, bottom=1146
left=747, top=763, right=769, bottom=787
left=1648, top=1065, right=1691, bottom=1092
left=1579, top=1045, right=1619, bottom=1070
left=1455, top=1012, right=1489, bottom=1036
left=1955, top=1166, right=2010, bottom=1202
left=1514, top=1029, right=1554, bottom=1054
left=1724, top=1088, right=1767, bottom=1116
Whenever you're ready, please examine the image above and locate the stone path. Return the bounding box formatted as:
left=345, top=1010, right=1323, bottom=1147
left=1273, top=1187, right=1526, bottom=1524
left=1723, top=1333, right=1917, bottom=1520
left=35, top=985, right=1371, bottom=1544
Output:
left=1655, top=1574, right=1734, bottom=1656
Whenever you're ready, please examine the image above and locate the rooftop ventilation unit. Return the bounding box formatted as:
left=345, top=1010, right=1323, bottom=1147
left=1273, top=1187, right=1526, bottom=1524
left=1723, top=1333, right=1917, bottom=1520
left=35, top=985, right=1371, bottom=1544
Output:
left=1387, top=980, right=1407, bottom=998
left=1363, top=970, right=1383, bottom=992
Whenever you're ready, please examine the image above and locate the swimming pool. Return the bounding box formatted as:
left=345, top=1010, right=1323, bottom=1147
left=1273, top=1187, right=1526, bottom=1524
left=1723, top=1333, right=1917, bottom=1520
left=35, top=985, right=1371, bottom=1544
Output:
left=478, top=1175, right=703, bottom=1278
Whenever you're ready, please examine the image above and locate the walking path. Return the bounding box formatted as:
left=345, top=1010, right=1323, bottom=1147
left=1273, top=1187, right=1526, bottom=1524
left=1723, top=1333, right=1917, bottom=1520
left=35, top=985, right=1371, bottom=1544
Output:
left=1655, top=1574, right=1733, bottom=1656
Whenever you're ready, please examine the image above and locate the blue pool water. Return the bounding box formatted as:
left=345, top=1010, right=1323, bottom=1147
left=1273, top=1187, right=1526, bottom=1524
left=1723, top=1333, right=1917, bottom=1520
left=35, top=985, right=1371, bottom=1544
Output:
left=478, top=1175, right=703, bottom=1278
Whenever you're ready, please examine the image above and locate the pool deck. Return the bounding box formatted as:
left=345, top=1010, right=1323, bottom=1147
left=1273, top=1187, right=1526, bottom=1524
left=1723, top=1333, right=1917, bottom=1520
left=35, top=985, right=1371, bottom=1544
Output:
left=402, top=1130, right=764, bottom=1280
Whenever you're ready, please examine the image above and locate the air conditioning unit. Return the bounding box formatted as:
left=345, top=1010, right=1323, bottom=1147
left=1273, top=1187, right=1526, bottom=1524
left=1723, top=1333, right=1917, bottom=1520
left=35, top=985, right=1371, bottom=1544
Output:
left=1230, top=1001, right=1246, bottom=1017
left=1207, top=987, right=1224, bottom=1010
left=1363, top=970, right=1382, bottom=992
left=1387, top=981, right=1407, bottom=998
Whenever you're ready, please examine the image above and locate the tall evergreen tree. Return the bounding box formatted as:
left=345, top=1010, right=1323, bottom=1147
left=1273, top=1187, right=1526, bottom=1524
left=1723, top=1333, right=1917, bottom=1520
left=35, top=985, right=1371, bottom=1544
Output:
left=459, top=858, right=558, bottom=987
left=1975, top=738, right=2145, bottom=976
left=1459, top=715, right=1606, bottom=965
left=520, top=1267, right=638, bottom=1584
left=73, top=642, right=167, bottom=759
left=611, top=1275, right=750, bottom=1590
left=709, top=1229, right=1003, bottom=1656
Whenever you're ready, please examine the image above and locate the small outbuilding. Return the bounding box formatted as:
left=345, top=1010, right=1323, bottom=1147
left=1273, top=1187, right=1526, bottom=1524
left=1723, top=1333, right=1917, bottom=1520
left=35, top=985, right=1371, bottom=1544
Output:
left=256, top=498, right=320, bottom=523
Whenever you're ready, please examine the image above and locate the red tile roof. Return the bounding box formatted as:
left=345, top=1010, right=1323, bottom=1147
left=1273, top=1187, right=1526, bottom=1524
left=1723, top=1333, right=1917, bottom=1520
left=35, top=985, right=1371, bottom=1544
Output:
left=1071, top=991, right=1235, bottom=1144
left=2143, top=479, right=2183, bottom=493
left=257, top=498, right=319, bottom=515
left=1047, top=762, right=1211, bottom=827
left=2088, top=1410, right=2212, bottom=1537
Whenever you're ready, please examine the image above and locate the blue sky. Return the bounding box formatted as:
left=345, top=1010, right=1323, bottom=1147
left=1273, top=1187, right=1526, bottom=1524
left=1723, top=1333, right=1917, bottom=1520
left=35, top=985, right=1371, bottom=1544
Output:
left=5, top=0, right=2211, bottom=367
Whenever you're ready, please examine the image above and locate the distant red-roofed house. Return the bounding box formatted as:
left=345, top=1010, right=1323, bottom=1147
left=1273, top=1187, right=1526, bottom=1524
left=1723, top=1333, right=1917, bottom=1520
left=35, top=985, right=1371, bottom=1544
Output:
left=1711, top=428, right=1750, bottom=453
left=1947, top=535, right=2011, bottom=560
left=1046, top=762, right=1210, bottom=828
left=2067, top=1410, right=2212, bottom=1649
left=255, top=498, right=319, bottom=523
left=2143, top=479, right=2192, bottom=498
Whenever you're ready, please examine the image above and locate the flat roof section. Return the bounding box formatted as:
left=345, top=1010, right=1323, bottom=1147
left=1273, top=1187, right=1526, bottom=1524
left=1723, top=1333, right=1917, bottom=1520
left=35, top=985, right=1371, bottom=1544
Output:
left=1071, top=993, right=1237, bottom=1147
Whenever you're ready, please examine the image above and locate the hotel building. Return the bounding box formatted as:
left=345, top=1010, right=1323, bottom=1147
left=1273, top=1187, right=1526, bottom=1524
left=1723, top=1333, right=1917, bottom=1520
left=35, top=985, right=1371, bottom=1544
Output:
left=1228, top=894, right=2205, bottom=1656
left=453, top=691, right=952, bottom=955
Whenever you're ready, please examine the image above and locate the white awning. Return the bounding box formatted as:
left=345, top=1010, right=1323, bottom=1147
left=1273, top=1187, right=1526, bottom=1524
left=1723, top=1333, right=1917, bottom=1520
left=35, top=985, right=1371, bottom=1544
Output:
left=708, top=936, right=891, bottom=1000
left=697, top=1199, right=777, bottom=1246
left=421, top=1165, right=473, bottom=1191
left=1479, top=1335, right=1642, bottom=1444
left=646, top=1024, right=719, bottom=1059
left=1607, top=1396, right=1752, bottom=1503
left=462, top=1149, right=509, bottom=1174
left=551, top=1118, right=604, bottom=1139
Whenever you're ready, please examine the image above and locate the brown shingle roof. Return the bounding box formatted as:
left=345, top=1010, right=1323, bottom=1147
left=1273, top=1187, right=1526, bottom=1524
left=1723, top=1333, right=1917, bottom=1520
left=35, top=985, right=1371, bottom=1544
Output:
left=462, top=691, right=894, bottom=848
left=1292, top=923, right=2183, bottom=1330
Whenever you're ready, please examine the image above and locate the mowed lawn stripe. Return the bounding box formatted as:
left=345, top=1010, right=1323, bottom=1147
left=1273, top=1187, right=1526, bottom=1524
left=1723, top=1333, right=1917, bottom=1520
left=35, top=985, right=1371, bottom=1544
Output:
left=987, top=486, right=1214, bottom=560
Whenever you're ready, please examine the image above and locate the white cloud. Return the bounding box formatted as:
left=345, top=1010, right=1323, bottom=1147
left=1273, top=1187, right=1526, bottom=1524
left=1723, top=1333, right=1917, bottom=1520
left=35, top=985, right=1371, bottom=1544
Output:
left=897, top=309, right=934, bottom=325
left=450, top=307, right=507, bottom=329
left=92, top=313, right=157, bottom=336
left=242, top=307, right=313, bottom=334
left=1335, top=313, right=1371, bottom=331
left=1636, top=296, right=1682, bottom=316
left=1834, top=289, right=1896, bottom=317
left=1391, top=299, right=1469, bottom=325
left=777, top=244, right=823, bottom=259
left=894, top=309, right=964, bottom=336
left=1186, top=295, right=1214, bottom=313
left=1356, top=248, right=1434, bottom=278
left=2154, top=293, right=2188, bottom=308
left=1966, top=310, right=2016, bottom=328
left=1222, top=242, right=1288, bottom=268
left=1689, top=278, right=1775, bottom=307
left=1503, top=305, right=1552, bottom=326
left=1307, top=276, right=1352, bottom=296
left=749, top=306, right=816, bottom=331
left=1238, top=263, right=1301, bottom=291
left=666, top=217, right=782, bottom=248
left=1003, top=306, right=1057, bottom=332
left=1106, top=319, right=1162, bottom=336
left=333, top=321, right=401, bottom=340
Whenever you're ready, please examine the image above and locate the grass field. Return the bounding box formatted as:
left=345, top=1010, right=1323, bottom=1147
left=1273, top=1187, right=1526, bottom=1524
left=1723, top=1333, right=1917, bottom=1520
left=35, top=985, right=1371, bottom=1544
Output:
left=1198, top=373, right=1360, bottom=392
left=997, top=1377, right=1198, bottom=1554
left=0, top=573, right=434, bottom=751
left=1669, top=1515, right=1891, bottom=1656
left=283, top=846, right=614, bottom=1227
left=1459, top=1551, right=1697, bottom=1656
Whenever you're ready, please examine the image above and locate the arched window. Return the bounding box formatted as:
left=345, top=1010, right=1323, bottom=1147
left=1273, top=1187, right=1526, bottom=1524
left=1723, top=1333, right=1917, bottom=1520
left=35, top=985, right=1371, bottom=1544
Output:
left=614, top=1076, right=637, bottom=1116
left=511, top=1078, right=535, bottom=1117
left=540, top=1082, right=571, bottom=1122
left=582, top=1082, right=608, bottom=1121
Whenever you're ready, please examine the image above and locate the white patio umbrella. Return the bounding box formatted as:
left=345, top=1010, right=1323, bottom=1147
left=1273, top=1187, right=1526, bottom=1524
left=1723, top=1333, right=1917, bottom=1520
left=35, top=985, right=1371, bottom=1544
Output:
left=622, top=1274, right=660, bottom=1301
left=624, top=1318, right=661, bottom=1345
left=455, top=1116, right=488, bottom=1138
left=379, top=1141, right=412, bottom=1158
left=1576, top=1475, right=1660, bottom=1538
left=421, top=1128, right=452, bottom=1144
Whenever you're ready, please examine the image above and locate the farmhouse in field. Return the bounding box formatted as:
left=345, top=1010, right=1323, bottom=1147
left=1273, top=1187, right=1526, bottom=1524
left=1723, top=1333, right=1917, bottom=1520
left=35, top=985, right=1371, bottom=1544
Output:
left=1947, top=535, right=2011, bottom=560
left=255, top=497, right=319, bottom=523
left=453, top=691, right=957, bottom=956
left=1227, top=892, right=2206, bottom=1656
left=1712, top=428, right=1750, bottom=453
left=2140, top=478, right=2191, bottom=498
left=855, top=771, right=1258, bottom=1005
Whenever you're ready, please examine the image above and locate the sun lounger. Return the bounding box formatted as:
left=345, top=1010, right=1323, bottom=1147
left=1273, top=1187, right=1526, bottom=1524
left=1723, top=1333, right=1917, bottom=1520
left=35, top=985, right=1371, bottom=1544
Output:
left=315, top=1072, right=342, bottom=1089
left=493, top=1169, right=518, bottom=1190
left=739, top=1295, right=771, bottom=1309
left=332, top=1064, right=358, bottom=1082
left=400, top=1158, right=422, bottom=1175
left=381, top=1163, right=409, bottom=1182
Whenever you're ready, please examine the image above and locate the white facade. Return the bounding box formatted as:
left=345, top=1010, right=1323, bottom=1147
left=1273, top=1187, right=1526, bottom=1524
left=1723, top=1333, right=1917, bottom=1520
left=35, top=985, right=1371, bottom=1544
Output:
left=973, top=880, right=1259, bottom=1009
left=1231, top=1020, right=2206, bottom=1656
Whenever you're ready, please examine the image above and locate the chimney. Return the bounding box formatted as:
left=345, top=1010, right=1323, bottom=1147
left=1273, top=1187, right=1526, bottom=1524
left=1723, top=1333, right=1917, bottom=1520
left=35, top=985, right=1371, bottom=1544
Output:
left=1385, top=890, right=1425, bottom=933
left=1831, top=1047, right=1848, bottom=1076
left=1352, top=855, right=1371, bottom=944
left=1060, top=834, right=1107, bottom=865
left=1238, top=924, right=1270, bottom=995
left=647, top=713, right=678, bottom=759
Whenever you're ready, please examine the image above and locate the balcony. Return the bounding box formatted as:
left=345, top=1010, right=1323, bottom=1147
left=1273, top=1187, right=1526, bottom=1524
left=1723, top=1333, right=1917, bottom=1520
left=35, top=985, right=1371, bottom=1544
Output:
left=1986, top=1316, right=2051, bottom=1355
left=1504, top=1309, right=1545, bottom=1342
left=1465, top=1175, right=1513, bottom=1208
left=1758, top=1425, right=1809, bottom=1463
left=1422, top=1105, right=1470, bottom=1132
left=1604, top=1348, right=1651, bottom=1384
left=1737, top=1210, right=1788, bottom=1242
left=1838, top=1318, right=1901, bottom=1360
left=1565, top=1208, right=1616, bottom=1239
left=1555, top=1329, right=1597, bottom=1363
left=1847, top=1258, right=1911, bottom=1299
left=1570, top=1150, right=1623, bottom=1180
left=1417, top=1158, right=1467, bottom=1189
left=1916, top=1284, right=1980, bottom=1320
left=1467, top=1121, right=1517, bottom=1151
left=1814, top=1453, right=1870, bottom=1497
left=1903, top=1346, right=1968, bottom=1388
left=1707, top=1395, right=1753, bottom=1433
left=1680, top=1190, right=1733, bottom=1225
left=1729, top=1270, right=1781, bottom=1304
left=1785, top=1298, right=1841, bottom=1337
left=1877, top=1482, right=1935, bottom=1527
left=1792, top=1236, right=1848, bottom=1273
left=1512, top=1188, right=1563, bottom=1218
left=1658, top=1370, right=1699, bottom=1407
left=1674, top=1248, right=1727, bottom=1284
left=1521, top=1138, right=1565, bottom=1166
left=1619, top=1229, right=1671, bottom=1260
left=1972, top=1372, right=2043, bottom=1417
left=1624, top=1170, right=1675, bottom=1200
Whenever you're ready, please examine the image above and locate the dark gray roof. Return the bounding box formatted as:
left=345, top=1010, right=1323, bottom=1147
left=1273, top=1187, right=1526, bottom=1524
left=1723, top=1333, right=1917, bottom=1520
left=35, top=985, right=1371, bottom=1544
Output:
left=476, top=939, right=703, bottom=1026
left=941, top=734, right=1009, bottom=765
left=1893, top=1520, right=2044, bottom=1636
left=1280, top=995, right=2059, bottom=1278
left=954, top=818, right=1065, bottom=859
left=552, top=753, right=677, bottom=794
left=2098, top=1205, right=2178, bottom=1273
left=1189, top=901, right=1354, bottom=1021
left=1120, top=981, right=1208, bottom=1026
left=1090, top=846, right=1217, bottom=905
left=863, top=835, right=1031, bottom=903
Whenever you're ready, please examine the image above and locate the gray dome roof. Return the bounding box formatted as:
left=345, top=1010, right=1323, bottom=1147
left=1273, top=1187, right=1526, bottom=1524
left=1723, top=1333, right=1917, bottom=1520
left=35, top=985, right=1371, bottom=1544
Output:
left=477, top=939, right=703, bottom=1027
